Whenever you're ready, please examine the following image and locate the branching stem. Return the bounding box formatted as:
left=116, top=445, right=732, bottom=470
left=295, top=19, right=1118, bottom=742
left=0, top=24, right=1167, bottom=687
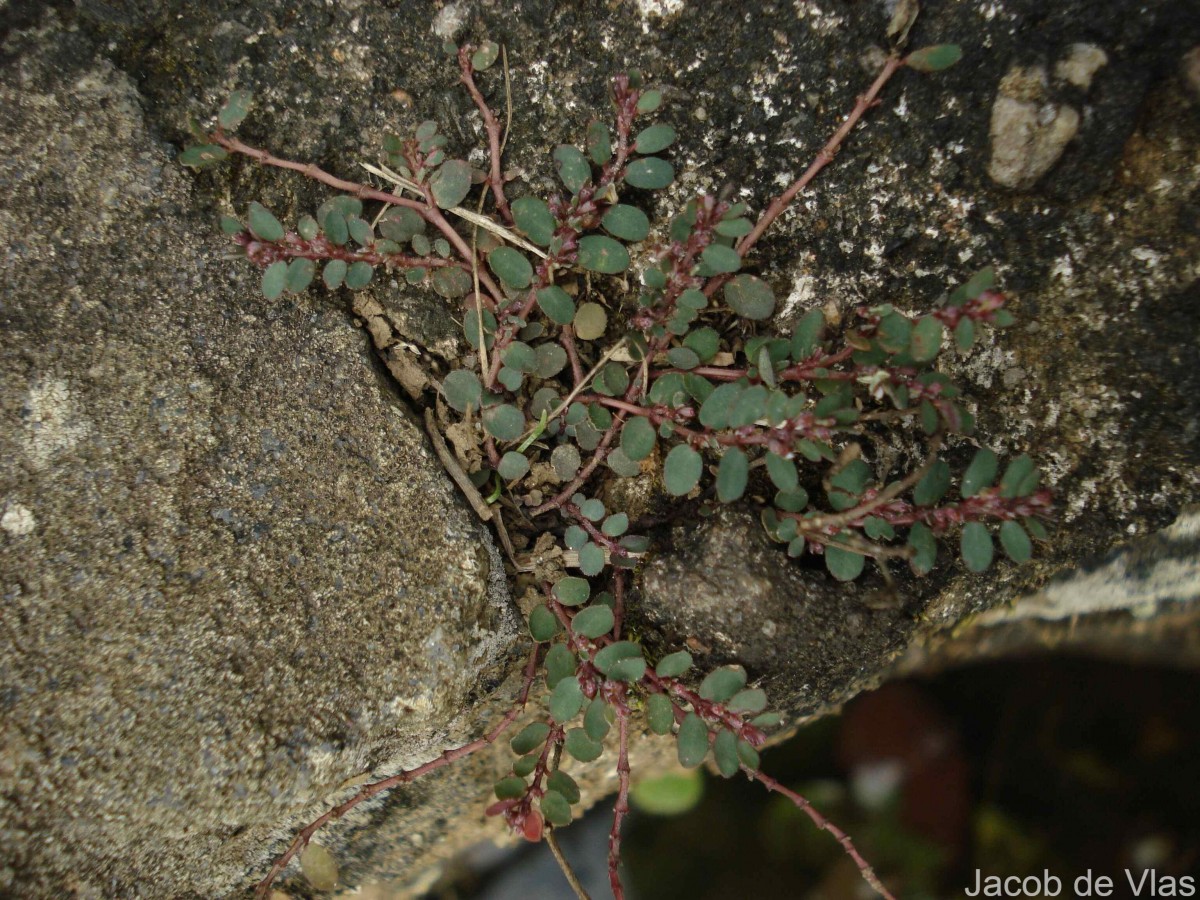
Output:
left=607, top=704, right=631, bottom=900
left=459, top=46, right=513, bottom=225
left=546, top=830, right=592, bottom=900
left=209, top=131, right=506, bottom=304
left=743, top=767, right=897, bottom=900
left=722, top=54, right=906, bottom=278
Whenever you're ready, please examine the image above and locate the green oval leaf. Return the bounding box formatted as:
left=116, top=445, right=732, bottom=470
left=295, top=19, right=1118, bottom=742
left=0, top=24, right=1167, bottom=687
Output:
left=536, top=343, right=568, bottom=378
left=765, top=452, right=798, bottom=492
left=663, top=444, right=702, bottom=496
left=601, top=204, right=651, bottom=242
left=700, top=244, right=741, bottom=275
left=537, top=286, right=576, bottom=325
left=432, top=267, right=472, bottom=299
left=737, top=739, right=760, bottom=771
left=620, top=417, right=656, bottom=461
left=565, top=727, right=603, bottom=762
left=513, top=753, right=539, bottom=777
left=553, top=145, right=591, bottom=194
left=713, top=729, right=739, bottom=778
left=498, top=451, right=530, bottom=481
left=528, top=605, right=559, bottom=642
left=285, top=258, right=316, bottom=293
left=913, top=459, right=952, bottom=506
left=296, top=214, right=319, bottom=240
left=488, top=246, right=534, bottom=289
left=676, top=713, right=710, bottom=768
left=322, top=259, right=347, bottom=290
left=724, top=274, right=776, bottom=320
left=949, top=266, right=997, bottom=305
left=647, top=693, right=675, bottom=735
left=791, top=308, right=826, bottom=359
left=430, top=159, right=472, bottom=208
left=999, top=453, right=1036, bottom=498
left=482, top=404, right=525, bottom=441
left=636, top=89, right=663, bottom=113
left=471, top=40, right=500, bottom=71
left=552, top=444, right=581, bottom=480
left=631, top=770, right=704, bottom=815
left=910, top=315, right=943, bottom=363
left=379, top=207, right=425, bottom=243
left=573, top=302, right=608, bottom=339
left=545, top=643, right=577, bottom=689
left=728, top=688, right=767, bottom=714
left=344, top=260, right=373, bottom=290
left=586, top=120, right=613, bottom=166
left=716, top=449, right=749, bottom=503
left=322, top=211, right=349, bottom=246
left=715, top=217, right=752, bottom=237
left=554, top=576, right=591, bottom=607
left=347, top=215, right=374, bottom=247
left=624, top=157, right=674, bottom=190
left=179, top=144, right=228, bottom=168
left=541, top=789, right=572, bottom=826
left=261, top=261, right=288, bottom=300
left=825, top=544, right=866, bottom=581
left=961, top=448, right=999, bottom=498
left=699, top=382, right=745, bottom=429
left=502, top=340, right=538, bottom=373
left=608, top=656, right=648, bottom=681
left=906, top=44, right=964, bottom=73
left=572, top=604, right=615, bottom=639
left=577, top=542, right=605, bottom=576
left=585, top=698, right=613, bottom=741
left=908, top=522, right=937, bottom=575
left=577, top=235, right=630, bottom=274
left=955, top=317, right=976, bottom=352
left=634, top=123, right=676, bottom=155
left=549, top=676, right=585, bottom=722
left=594, top=640, right=641, bottom=675
left=512, top=196, right=556, bottom=247
left=578, top=498, right=605, bottom=521
left=494, top=775, right=527, bottom=799
left=248, top=202, right=284, bottom=242
left=699, top=666, right=746, bottom=702
left=999, top=520, right=1033, bottom=562
left=511, top=722, right=551, bottom=755
left=684, top=326, right=719, bottom=363
left=547, top=770, right=581, bottom=804
left=655, top=650, right=693, bottom=678
left=961, top=521, right=994, bottom=572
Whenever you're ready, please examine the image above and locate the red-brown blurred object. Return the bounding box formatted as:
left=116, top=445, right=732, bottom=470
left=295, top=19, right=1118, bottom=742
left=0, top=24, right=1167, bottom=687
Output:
left=836, top=683, right=971, bottom=862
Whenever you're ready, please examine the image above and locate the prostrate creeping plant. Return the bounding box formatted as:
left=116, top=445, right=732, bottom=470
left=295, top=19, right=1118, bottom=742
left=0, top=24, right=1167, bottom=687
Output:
left=182, top=8, right=1050, bottom=897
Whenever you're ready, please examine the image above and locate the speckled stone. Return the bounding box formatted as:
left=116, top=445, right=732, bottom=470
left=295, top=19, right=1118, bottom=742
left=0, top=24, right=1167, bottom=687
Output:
left=0, top=21, right=517, bottom=898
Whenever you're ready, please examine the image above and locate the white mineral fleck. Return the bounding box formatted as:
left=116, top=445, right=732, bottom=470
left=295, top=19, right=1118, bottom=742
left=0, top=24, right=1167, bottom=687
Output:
left=1, top=502, right=36, bottom=536
left=431, top=3, right=469, bottom=41
left=1055, top=43, right=1108, bottom=91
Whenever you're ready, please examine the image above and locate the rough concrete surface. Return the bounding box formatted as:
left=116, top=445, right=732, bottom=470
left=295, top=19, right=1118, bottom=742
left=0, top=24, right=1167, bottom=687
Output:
left=0, top=0, right=1198, bottom=897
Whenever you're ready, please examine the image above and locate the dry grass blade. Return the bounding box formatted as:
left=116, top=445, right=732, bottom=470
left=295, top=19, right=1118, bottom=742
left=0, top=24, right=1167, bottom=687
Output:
left=360, top=161, right=547, bottom=258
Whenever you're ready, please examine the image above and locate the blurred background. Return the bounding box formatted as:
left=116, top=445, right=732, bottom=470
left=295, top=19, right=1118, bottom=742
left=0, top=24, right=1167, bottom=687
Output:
left=427, top=655, right=1200, bottom=899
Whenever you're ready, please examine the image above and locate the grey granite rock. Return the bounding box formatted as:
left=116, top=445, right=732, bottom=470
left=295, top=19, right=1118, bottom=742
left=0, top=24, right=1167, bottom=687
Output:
left=0, top=17, right=517, bottom=898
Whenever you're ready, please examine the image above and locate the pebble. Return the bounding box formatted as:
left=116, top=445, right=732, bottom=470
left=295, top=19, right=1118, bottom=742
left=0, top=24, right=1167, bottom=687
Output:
left=987, top=65, right=1080, bottom=191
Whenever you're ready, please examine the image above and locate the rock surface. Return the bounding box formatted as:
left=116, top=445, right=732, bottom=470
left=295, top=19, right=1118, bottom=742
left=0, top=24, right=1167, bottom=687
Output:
left=0, top=0, right=1198, bottom=897
left=0, top=17, right=517, bottom=899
